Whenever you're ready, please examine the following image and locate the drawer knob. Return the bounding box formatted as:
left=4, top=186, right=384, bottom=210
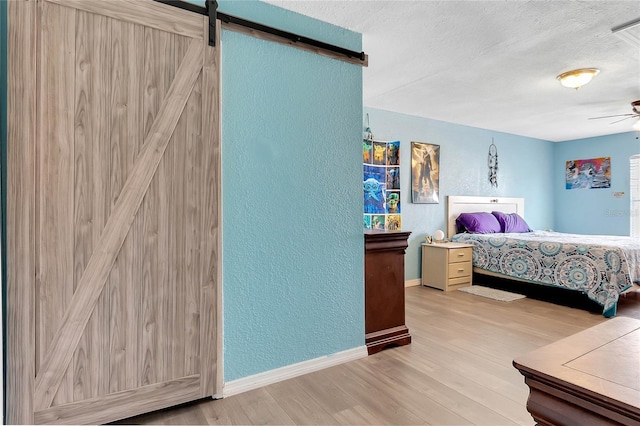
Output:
left=457, top=253, right=464, bottom=256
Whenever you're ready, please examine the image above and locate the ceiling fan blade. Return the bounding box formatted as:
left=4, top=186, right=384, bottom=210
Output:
left=588, top=113, right=636, bottom=120
left=609, top=115, right=639, bottom=124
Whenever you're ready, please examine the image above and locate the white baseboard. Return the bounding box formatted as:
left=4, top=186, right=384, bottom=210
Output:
left=405, top=278, right=421, bottom=287
left=223, top=346, right=368, bottom=397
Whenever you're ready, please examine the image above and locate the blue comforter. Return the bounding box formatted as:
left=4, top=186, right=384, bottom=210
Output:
left=451, top=231, right=640, bottom=317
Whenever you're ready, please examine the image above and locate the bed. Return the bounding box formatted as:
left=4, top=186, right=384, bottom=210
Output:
left=446, top=196, right=640, bottom=317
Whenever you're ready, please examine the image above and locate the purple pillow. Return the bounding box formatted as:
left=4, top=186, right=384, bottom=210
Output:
left=456, top=212, right=502, bottom=234
left=492, top=211, right=532, bottom=233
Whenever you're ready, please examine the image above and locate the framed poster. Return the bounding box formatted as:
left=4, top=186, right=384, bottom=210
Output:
left=363, top=140, right=402, bottom=230
left=411, top=142, right=440, bottom=203
left=566, top=157, right=611, bottom=189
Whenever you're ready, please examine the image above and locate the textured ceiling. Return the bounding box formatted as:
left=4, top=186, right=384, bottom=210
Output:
left=262, top=1, right=640, bottom=142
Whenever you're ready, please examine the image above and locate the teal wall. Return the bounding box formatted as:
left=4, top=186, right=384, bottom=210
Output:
left=553, top=132, right=640, bottom=235
left=218, top=2, right=364, bottom=381
left=364, top=108, right=555, bottom=281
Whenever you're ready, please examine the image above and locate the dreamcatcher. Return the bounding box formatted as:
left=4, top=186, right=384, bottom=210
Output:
left=488, top=139, right=498, bottom=188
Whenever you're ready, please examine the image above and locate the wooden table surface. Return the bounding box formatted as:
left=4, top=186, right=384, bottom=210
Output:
left=513, top=316, right=640, bottom=425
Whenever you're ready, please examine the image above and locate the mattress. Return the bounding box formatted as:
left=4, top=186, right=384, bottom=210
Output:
left=451, top=231, right=640, bottom=317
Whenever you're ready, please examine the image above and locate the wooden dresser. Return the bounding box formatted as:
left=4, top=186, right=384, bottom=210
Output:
left=364, top=230, right=412, bottom=355
left=421, top=242, right=473, bottom=291
left=513, top=317, right=640, bottom=425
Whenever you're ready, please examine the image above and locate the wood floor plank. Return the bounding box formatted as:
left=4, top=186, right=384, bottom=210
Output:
left=265, top=379, right=339, bottom=425
left=332, top=405, right=384, bottom=425
left=152, top=408, right=208, bottom=426
left=118, top=285, right=640, bottom=425
left=322, top=363, right=428, bottom=425
left=198, top=395, right=253, bottom=425
left=291, top=369, right=359, bottom=415
left=406, top=321, right=532, bottom=400
left=414, top=338, right=530, bottom=404
left=346, top=355, right=472, bottom=425
left=236, top=387, right=296, bottom=425
left=356, top=346, right=518, bottom=426
left=123, top=400, right=209, bottom=425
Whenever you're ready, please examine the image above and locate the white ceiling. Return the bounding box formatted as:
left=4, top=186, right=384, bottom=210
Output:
left=263, top=0, right=640, bottom=142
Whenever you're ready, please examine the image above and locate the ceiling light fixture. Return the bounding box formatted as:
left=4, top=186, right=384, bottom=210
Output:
left=556, top=68, right=600, bottom=89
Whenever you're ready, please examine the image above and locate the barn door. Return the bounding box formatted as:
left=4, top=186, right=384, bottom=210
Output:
left=6, top=0, right=221, bottom=424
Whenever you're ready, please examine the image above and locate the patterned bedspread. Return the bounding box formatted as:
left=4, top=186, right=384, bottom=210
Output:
left=451, top=231, right=640, bottom=317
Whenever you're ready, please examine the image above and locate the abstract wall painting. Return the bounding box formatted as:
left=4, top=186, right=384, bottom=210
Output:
left=363, top=140, right=402, bottom=230
left=411, top=142, right=440, bottom=203
left=566, top=157, right=611, bottom=190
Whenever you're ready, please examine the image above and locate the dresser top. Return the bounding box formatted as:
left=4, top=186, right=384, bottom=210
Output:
left=365, top=230, right=411, bottom=236
left=422, top=242, right=473, bottom=249
left=514, top=317, right=640, bottom=414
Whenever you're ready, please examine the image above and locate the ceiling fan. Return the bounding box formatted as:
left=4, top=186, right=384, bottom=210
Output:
left=588, top=100, right=640, bottom=127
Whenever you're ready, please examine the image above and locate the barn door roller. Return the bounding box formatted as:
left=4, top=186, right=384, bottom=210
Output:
left=206, top=0, right=217, bottom=46
left=152, top=1, right=217, bottom=46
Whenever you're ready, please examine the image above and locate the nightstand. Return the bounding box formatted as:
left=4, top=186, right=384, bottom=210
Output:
left=421, top=242, right=473, bottom=291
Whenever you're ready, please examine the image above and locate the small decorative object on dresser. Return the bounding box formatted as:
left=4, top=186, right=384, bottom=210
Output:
left=421, top=242, right=473, bottom=291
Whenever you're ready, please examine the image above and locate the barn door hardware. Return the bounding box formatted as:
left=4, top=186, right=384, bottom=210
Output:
left=206, top=0, right=218, bottom=46
left=216, top=11, right=367, bottom=65
left=153, top=0, right=367, bottom=65
left=152, top=1, right=217, bottom=46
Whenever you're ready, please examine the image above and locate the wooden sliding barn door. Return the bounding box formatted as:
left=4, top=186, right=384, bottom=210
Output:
left=6, top=0, right=221, bottom=424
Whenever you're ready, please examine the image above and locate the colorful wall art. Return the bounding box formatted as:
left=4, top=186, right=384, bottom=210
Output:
left=411, top=142, right=440, bottom=203
left=363, top=140, right=401, bottom=230
left=565, top=157, right=611, bottom=189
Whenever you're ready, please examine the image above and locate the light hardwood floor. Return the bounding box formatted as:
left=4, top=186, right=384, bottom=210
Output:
left=118, top=285, right=640, bottom=425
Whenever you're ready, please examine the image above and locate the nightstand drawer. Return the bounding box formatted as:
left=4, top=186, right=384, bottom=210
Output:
left=450, top=248, right=472, bottom=263
left=447, top=276, right=472, bottom=289
left=448, top=261, right=471, bottom=278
